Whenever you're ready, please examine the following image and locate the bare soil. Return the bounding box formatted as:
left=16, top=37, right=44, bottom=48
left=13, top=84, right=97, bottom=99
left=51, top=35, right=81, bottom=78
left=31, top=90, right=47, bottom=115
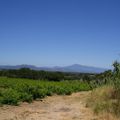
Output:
left=0, top=92, right=116, bottom=120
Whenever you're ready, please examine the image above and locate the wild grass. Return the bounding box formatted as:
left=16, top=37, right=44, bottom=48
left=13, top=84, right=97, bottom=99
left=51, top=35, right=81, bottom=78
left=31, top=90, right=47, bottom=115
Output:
left=86, top=84, right=120, bottom=119
left=86, top=62, right=120, bottom=119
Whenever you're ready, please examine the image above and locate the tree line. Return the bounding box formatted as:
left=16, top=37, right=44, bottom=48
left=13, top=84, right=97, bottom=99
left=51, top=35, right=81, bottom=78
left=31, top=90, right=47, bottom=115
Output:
left=0, top=68, right=98, bottom=81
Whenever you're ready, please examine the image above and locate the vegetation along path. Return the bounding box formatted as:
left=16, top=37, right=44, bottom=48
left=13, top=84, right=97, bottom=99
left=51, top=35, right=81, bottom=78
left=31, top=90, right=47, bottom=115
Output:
left=0, top=91, right=102, bottom=120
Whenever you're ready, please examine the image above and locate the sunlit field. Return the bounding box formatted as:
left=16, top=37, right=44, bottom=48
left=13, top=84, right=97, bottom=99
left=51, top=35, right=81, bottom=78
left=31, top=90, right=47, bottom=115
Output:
left=0, top=77, right=91, bottom=105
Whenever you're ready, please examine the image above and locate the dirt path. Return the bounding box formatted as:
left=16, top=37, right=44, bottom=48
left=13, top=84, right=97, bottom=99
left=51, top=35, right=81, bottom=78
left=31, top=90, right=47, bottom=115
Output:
left=0, top=92, right=98, bottom=120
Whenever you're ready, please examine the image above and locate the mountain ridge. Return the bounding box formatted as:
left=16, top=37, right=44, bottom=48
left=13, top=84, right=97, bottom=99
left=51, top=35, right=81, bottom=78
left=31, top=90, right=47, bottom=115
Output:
left=0, top=64, right=107, bottom=73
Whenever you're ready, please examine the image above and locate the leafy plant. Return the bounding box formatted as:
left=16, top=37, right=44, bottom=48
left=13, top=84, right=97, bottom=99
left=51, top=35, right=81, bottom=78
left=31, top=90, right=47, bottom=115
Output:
left=0, top=88, right=20, bottom=105
left=0, top=77, right=91, bottom=105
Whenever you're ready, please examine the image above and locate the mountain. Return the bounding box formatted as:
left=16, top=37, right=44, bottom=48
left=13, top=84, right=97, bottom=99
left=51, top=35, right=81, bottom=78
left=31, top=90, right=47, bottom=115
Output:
left=0, top=64, right=107, bottom=73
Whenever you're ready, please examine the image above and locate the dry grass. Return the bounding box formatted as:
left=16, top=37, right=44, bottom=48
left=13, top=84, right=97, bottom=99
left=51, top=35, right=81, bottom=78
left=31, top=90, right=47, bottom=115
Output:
left=86, top=85, right=120, bottom=120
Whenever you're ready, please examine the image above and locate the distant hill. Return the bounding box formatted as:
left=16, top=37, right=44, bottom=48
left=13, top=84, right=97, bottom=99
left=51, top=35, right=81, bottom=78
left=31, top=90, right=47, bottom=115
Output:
left=0, top=64, right=107, bottom=73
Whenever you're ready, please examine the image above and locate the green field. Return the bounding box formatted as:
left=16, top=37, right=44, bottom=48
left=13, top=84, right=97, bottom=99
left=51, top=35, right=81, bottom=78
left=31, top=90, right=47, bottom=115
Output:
left=0, top=77, right=91, bottom=105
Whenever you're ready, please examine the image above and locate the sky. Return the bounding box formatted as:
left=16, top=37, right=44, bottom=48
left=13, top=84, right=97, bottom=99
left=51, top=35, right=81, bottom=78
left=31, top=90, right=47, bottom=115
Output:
left=0, top=0, right=120, bottom=68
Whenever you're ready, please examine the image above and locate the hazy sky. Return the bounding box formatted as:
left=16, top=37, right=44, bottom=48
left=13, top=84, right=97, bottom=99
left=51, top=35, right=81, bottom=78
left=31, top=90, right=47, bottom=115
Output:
left=0, top=0, right=120, bottom=68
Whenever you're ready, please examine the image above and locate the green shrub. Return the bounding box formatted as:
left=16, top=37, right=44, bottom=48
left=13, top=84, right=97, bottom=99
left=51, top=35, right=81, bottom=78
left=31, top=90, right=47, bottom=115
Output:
left=20, top=93, right=33, bottom=103
left=55, top=87, right=72, bottom=95
left=64, top=87, right=73, bottom=95
left=1, top=89, right=20, bottom=105
left=46, top=90, right=53, bottom=96
left=0, top=77, right=91, bottom=105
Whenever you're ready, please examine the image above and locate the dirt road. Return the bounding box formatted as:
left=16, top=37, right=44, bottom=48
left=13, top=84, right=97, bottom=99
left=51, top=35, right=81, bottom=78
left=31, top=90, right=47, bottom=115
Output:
left=0, top=92, right=107, bottom=120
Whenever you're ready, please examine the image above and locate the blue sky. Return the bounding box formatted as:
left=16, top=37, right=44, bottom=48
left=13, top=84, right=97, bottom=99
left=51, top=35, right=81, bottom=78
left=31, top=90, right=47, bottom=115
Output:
left=0, top=0, right=120, bottom=68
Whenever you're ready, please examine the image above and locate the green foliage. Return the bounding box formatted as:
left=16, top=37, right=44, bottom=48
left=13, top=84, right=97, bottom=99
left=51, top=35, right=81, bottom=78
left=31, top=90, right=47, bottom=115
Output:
left=0, top=68, right=97, bottom=81
left=0, top=88, right=20, bottom=105
left=20, top=93, right=33, bottom=103
left=0, top=77, right=91, bottom=105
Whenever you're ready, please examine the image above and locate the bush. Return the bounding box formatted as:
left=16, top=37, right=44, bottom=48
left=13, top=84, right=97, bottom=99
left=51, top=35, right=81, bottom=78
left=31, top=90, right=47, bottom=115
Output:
left=0, top=89, right=20, bottom=105
left=20, top=93, right=33, bottom=103
left=55, top=87, right=72, bottom=95
left=0, top=77, right=91, bottom=105
left=38, top=89, right=47, bottom=98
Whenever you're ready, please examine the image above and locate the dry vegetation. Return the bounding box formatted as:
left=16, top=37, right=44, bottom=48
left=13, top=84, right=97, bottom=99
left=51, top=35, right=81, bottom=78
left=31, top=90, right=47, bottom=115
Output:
left=86, top=62, right=120, bottom=120
left=87, top=86, right=117, bottom=119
